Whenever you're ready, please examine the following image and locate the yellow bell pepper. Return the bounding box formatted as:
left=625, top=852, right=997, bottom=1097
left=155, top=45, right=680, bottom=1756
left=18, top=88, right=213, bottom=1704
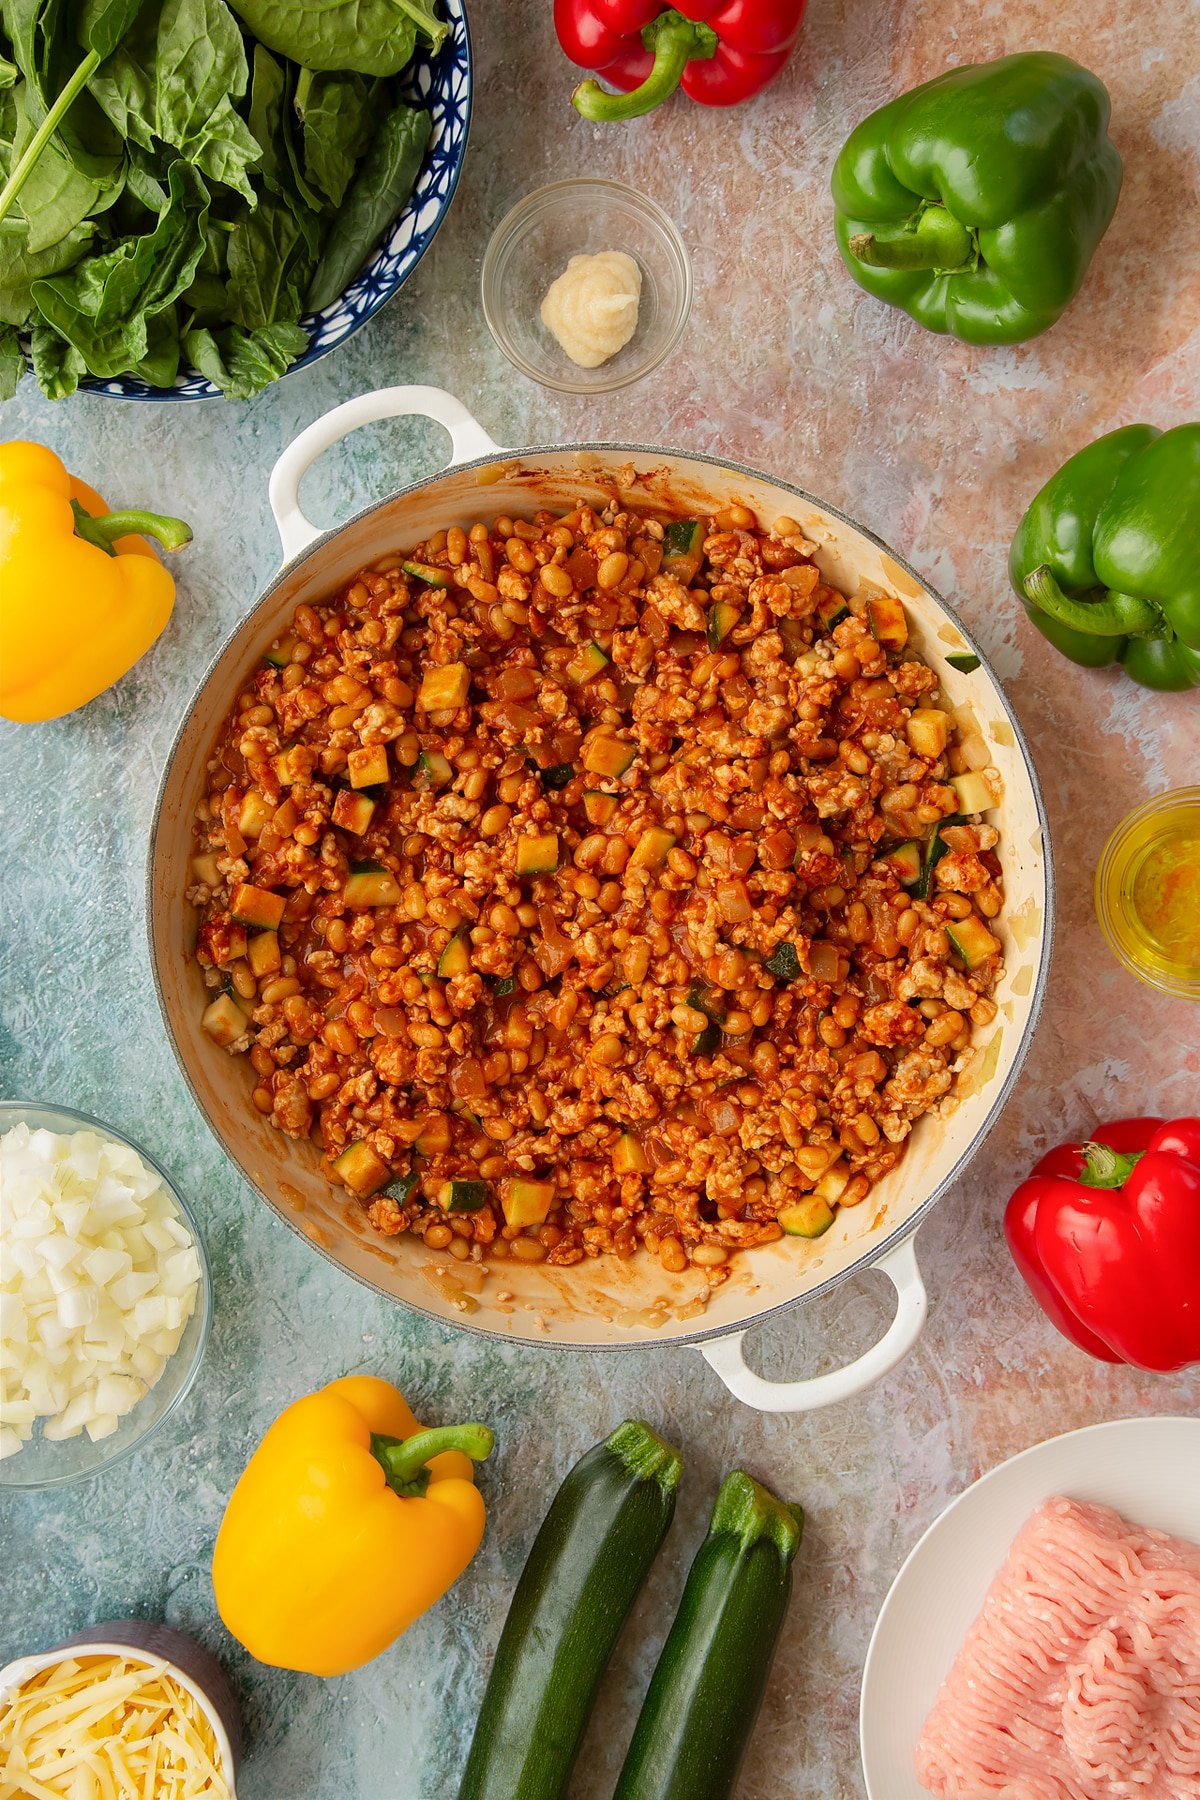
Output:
left=212, top=1375, right=494, bottom=1677
left=0, top=440, right=191, bottom=723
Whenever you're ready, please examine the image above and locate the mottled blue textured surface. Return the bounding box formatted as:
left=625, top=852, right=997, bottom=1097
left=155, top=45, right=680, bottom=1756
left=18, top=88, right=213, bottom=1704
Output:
left=2, top=0, right=1198, bottom=1794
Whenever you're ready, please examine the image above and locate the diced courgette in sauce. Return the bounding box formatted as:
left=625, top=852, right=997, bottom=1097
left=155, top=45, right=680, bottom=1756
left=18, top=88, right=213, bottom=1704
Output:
left=344, top=862, right=403, bottom=909
left=813, top=1160, right=850, bottom=1205
left=191, top=853, right=221, bottom=887
left=248, top=930, right=281, bottom=977
left=661, top=519, right=704, bottom=583
left=915, top=814, right=962, bottom=900
left=906, top=708, right=950, bottom=759
left=817, top=591, right=850, bottom=630
left=946, top=652, right=981, bottom=674
left=516, top=832, right=560, bottom=876
left=613, top=1132, right=650, bottom=1175
left=438, top=933, right=471, bottom=979
left=584, top=791, right=618, bottom=827
left=492, top=974, right=517, bottom=997
left=415, top=1114, right=452, bottom=1154
left=866, top=595, right=908, bottom=647
left=331, top=789, right=376, bottom=835
left=413, top=749, right=453, bottom=791
left=706, top=601, right=739, bottom=650
left=779, top=1195, right=836, bottom=1237
left=880, top=841, right=922, bottom=886
left=229, top=882, right=285, bottom=930
left=273, top=745, right=308, bottom=787
left=686, top=984, right=726, bottom=1023
left=538, top=763, right=575, bottom=790
left=418, top=662, right=470, bottom=711
left=503, top=1178, right=555, bottom=1228
left=566, top=642, right=610, bottom=685
left=334, top=1140, right=392, bottom=1199
left=763, top=941, right=800, bottom=980
left=629, top=826, right=676, bottom=870
left=348, top=744, right=389, bottom=788
left=582, top=734, right=636, bottom=778
left=403, top=560, right=451, bottom=588
left=951, top=771, right=997, bottom=814
left=437, top=1180, right=489, bottom=1213
left=947, top=915, right=1002, bottom=969
left=263, top=634, right=296, bottom=668
left=692, top=1020, right=722, bottom=1057
left=201, top=992, right=246, bottom=1047
left=237, top=790, right=274, bottom=839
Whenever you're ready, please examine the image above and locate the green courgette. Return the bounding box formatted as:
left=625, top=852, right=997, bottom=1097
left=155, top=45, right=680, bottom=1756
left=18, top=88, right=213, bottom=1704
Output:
left=457, top=1421, right=683, bottom=1800
left=614, top=1471, right=803, bottom=1800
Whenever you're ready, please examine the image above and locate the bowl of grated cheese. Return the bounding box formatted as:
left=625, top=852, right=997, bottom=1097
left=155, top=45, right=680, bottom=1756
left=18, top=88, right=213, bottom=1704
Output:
left=0, top=1621, right=240, bottom=1797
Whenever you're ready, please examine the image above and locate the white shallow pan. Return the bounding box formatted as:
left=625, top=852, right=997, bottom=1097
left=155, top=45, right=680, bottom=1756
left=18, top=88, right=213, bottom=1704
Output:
left=148, top=386, right=1053, bottom=1412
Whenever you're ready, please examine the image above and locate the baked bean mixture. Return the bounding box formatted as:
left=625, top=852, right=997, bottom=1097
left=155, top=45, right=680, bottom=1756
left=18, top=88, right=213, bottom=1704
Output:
left=190, top=495, right=1005, bottom=1289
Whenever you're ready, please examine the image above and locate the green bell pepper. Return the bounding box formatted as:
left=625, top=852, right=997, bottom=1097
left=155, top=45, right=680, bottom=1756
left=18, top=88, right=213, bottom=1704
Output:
left=1009, top=424, right=1200, bottom=692
left=831, top=53, right=1122, bottom=345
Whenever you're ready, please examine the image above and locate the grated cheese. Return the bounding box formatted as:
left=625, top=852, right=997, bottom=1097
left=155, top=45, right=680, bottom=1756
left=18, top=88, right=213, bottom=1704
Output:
left=0, top=1655, right=231, bottom=1800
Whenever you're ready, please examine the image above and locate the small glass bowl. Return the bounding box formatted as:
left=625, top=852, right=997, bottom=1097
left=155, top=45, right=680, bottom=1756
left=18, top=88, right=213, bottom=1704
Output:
left=1094, top=786, right=1200, bottom=1001
left=0, top=1101, right=212, bottom=1491
left=481, top=178, right=692, bottom=394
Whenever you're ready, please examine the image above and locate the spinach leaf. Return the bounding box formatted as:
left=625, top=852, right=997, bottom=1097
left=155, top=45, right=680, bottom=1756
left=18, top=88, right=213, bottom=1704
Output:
left=90, top=0, right=261, bottom=199
left=129, top=298, right=178, bottom=381
left=122, top=138, right=166, bottom=209
left=179, top=213, right=229, bottom=320
left=246, top=41, right=284, bottom=185
left=3, top=0, right=126, bottom=185
left=182, top=315, right=305, bottom=397
left=0, top=55, right=17, bottom=88
left=76, top=0, right=146, bottom=61
left=0, top=320, right=22, bottom=395
left=226, top=184, right=315, bottom=328
left=10, top=77, right=102, bottom=248
left=293, top=66, right=372, bottom=209
left=0, top=215, right=93, bottom=321
left=226, top=0, right=444, bottom=76
left=31, top=155, right=208, bottom=375
left=306, top=99, right=428, bottom=310
left=391, top=0, right=446, bottom=52
left=30, top=319, right=84, bottom=396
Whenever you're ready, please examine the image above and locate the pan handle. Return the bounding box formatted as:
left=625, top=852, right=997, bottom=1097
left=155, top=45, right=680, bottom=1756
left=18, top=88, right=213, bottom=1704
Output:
left=698, top=1235, right=928, bottom=1413
left=268, top=386, right=504, bottom=562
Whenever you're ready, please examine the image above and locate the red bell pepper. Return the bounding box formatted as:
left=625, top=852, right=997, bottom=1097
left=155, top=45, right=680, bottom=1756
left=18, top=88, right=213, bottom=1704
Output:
left=556, top=0, right=806, bottom=122
left=1004, top=1116, right=1200, bottom=1371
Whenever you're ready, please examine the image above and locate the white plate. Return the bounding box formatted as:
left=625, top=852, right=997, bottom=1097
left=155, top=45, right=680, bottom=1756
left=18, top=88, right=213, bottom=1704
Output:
left=859, top=1415, right=1200, bottom=1799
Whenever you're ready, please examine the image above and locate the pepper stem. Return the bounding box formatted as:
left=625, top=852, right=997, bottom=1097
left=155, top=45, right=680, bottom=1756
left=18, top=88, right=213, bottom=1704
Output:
left=71, top=499, right=193, bottom=557
left=848, top=204, right=974, bottom=273
left=371, top=1424, right=495, bottom=1497
left=1023, top=566, right=1167, bottom=640
left=572, top=10, right=717, bottom=122
left=1077, top=1141, right=1144, bottom=1190
left=0, top=50, right=101, bottom=226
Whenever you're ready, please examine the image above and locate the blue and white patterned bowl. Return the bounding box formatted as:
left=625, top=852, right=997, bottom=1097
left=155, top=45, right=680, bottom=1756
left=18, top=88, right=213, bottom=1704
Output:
left=74, top=0, right=471, bottom=401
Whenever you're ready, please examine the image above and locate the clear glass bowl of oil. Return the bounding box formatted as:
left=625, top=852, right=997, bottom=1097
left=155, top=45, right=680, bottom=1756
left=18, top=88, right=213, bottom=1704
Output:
left=1095, top=786, right=1200, bottom=1000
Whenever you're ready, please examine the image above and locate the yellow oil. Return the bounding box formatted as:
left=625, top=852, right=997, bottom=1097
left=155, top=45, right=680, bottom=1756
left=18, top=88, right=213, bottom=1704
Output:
left=1096, top=788, right=1200, bottom=996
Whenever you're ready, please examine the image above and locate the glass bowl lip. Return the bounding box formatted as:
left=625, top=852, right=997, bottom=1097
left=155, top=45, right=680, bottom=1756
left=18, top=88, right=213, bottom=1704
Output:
left=480, top=176, right=693, bottom=395
left=1094, top=784, right=1200, bottom=1001
left=0, top=1099, right=213, bottom=1491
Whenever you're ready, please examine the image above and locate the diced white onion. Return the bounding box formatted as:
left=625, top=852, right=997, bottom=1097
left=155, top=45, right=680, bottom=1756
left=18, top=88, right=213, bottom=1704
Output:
left=0, top=1124, right=201, bottom=1459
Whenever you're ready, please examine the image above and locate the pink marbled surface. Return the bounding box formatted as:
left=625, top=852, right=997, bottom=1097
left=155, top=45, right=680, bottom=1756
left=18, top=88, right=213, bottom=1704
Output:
left=1, top=0, right=1198, bottom=1794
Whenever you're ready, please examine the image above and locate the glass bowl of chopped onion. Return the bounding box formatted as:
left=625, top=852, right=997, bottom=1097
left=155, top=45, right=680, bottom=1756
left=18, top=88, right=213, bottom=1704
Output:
left=0, top=1101, right=212, bottom=1490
